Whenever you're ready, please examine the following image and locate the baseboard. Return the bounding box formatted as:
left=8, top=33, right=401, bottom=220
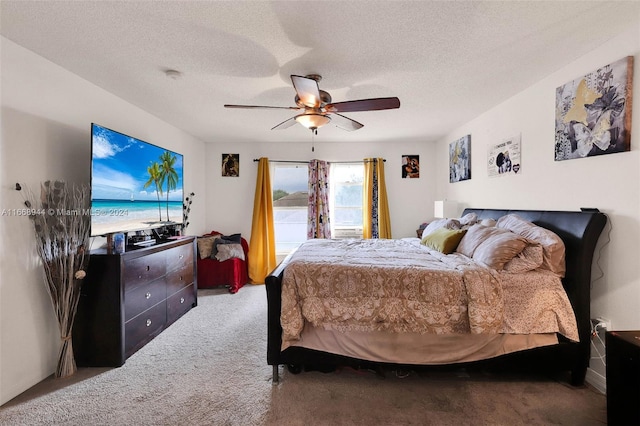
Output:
left=586, top=367, right=606, bottom=394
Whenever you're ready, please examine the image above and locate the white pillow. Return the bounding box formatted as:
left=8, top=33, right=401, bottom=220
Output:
left=458, top=213, right=478, bottom=227
left=214, top=243, right=245, bottom=262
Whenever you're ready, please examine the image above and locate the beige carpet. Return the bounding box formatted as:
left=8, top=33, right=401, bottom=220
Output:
left=0, top=285, right=606, bottom=425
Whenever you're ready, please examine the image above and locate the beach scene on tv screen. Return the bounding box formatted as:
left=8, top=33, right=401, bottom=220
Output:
left=91, top=124, right=183, bottom=236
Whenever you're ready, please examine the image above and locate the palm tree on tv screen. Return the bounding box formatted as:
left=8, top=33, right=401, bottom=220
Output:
left=143, top=162, right=164, bottom=222
left=160, top=151, right=179, bottom=222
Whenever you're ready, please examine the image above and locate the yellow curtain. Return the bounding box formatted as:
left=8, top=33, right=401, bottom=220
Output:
left=248, top=158, right=276, bottom=284
left=377, top=159, right=392, bottom=238
left=363, top=158, right=375, bottom=239
left=363, top=158, right=391, bottom=239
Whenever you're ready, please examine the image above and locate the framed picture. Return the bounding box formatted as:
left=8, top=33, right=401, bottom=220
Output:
left=488, top=134, right=521, bottom=177
left=222, top=154, right=239, bottom=177
left=449, top=135, right=471, bottom=183
left=401, top=155, right=420, bottom=178
left=555, top=56, right=633, bottom=161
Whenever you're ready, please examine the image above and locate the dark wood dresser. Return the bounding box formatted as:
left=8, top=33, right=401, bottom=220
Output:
left=73, top=237, right=197, bottom=367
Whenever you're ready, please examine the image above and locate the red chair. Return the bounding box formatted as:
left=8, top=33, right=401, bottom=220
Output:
left=197, top=231, right=249, bottom=294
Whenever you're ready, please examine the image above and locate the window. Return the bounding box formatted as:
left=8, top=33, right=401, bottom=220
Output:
left=271, top=162, right=365, bottom=257
left=330, top=163, right=364, bottom=238
left=271, top=164, right=308, bottom=255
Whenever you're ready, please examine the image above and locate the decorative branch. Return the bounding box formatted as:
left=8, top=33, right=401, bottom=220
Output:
left=17, top=181, right=91, bottom=378
left=183, top=192, right=195, bottom=231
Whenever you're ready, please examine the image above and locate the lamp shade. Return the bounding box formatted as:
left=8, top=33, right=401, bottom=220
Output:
left=295, top=113, right=331, bottom=129
left=434, top=200, right=458, bottom=219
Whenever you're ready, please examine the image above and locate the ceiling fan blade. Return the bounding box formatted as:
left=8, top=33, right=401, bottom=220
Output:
left=326, top=97, right=400, bottom=113
left=271, top=116, right=298, bottom=130
left=291, top=75, right=321, bottom=108
left=224, top=104, right=300, bottom=110
left=330, top=113, right=364, bottom=131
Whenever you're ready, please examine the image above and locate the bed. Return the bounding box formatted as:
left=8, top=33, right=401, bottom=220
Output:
left=265, top=208, right=607, bottom=385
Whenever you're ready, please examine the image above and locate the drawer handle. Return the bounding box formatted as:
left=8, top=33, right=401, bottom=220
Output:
left=145, top=292, right=151, bottom=299
left=146, top=319, right=152, bottom=327
left=180, top=297, right=185, bottom=304
left=179, top=254, right=184, bottom=259
left=146, top=266, right=150, bottom=271
left=179, top=275, right=183, bottom=281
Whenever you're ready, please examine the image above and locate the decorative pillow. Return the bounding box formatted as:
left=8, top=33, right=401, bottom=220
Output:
left=421, top=218, right=461, bottom=239
left=479, top=218, right=497, bottom=227
left=221, top=233, right=242, bottom=243
left=456, top=225, right=504, bottom=258
left=496, top=214, right=566, bottom=277
left=472, top=228, right=528, bottom=270
left=211, top=237, right=239, bottom=258
left=421, top=227, right=467, bottom=254
left=197, top=235, right=219, bottom=259
left=503, top=244, right=544, bottom=273
left=458, top=213, right=478, bottom=227
left=214, top=243, right=245, bottom=262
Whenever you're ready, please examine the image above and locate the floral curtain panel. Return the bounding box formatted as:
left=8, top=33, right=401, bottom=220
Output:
left=307, top=159, right=331, bottom=239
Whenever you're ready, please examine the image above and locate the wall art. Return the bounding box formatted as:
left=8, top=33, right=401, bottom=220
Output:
left=488, top=134, right=521, bottom=177
left=222, top=153, right=239, bottom=177
left=401, top=155, right=420, bottom=178
left=449, top=135, right=471, bottom=183
left=555, top=56, right=633, bottom=161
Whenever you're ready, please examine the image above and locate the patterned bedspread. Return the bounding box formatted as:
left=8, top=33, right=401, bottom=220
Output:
left=280, top=238, right=578, bottom=347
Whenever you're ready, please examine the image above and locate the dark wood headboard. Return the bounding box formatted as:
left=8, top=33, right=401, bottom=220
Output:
left=463, top=208, right=607, bottom=380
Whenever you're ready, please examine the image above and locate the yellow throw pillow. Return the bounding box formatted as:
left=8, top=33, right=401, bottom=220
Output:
left=421, top=228, right=467, bottom=254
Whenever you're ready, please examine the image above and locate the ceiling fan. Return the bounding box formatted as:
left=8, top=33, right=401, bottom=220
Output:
left=224, top=74, right=400, bottom=133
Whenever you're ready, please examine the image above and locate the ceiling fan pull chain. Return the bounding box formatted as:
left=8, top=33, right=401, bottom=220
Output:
left=311, top=129, right=315, bottom=152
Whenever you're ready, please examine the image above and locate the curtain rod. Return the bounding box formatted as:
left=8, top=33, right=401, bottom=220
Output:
left=253, top=159, right=386, bottom=163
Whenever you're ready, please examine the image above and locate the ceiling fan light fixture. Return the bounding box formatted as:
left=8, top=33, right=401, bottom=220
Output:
left=295, top=113, right=331, bottom=130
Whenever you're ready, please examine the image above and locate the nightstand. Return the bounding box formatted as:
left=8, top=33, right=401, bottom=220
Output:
left=606, top=330, right=640, bottom=426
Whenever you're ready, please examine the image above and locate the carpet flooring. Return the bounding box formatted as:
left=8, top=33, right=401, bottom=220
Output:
left=0, top=285, right=607, bottom=425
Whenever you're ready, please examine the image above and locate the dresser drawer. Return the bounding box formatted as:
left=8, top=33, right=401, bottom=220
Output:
left=123, top=251, right=166, bottom=292
left=124, top=278, right=166, bottom=322
left=124, top=301, right=166, bottom=358
left=167, top=284, right=196, bottom=326
left=166, top=243, right=194, bottom=274
left=166, top=264, right=194, bottom=294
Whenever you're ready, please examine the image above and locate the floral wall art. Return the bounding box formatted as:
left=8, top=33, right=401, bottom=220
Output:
left=555, top=56, right=633, bottom=161
left=449, top=135, right=471, bottom=183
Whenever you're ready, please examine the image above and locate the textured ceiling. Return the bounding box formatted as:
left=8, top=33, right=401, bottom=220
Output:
left=2, top=1, right=639, bottom=145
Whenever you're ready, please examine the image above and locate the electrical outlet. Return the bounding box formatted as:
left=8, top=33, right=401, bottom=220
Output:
left=593, top=317, right=611, bottom=331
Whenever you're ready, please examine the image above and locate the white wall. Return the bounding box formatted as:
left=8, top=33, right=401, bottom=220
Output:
left=435, top=26, right=640, bottom=383
left=0, top=37, right=207, bottom=405
left=204, top=138, right=437, bottom=243
left=4, top=21, right=637, bottom=404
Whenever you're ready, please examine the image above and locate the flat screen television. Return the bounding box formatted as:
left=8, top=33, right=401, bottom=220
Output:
left=90, top=123, right=184, bottom=237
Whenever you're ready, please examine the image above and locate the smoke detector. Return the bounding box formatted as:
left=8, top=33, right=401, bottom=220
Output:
left=165, top=69, right=182, bottom=80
